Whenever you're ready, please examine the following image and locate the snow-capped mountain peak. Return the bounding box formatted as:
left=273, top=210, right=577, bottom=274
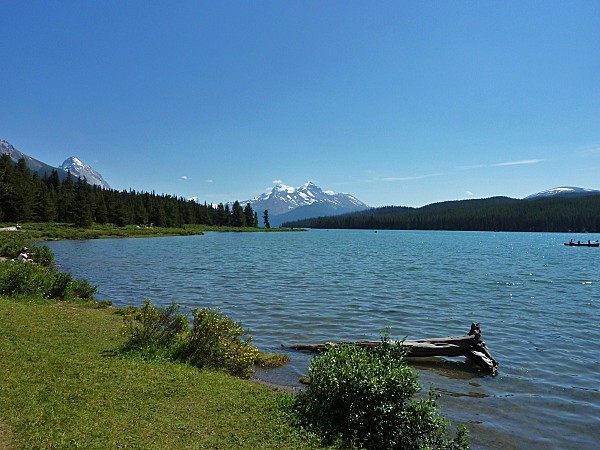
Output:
left=60, top=156, right=111, bottom=189
left=65, top=156, right=84, bottom=169
left=272, top=183, right=296, bottom=195
left=234, top=181, right=369, bottom=226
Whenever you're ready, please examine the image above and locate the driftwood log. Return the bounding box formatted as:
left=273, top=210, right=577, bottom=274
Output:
left=282, top=322, right=499, bottom=376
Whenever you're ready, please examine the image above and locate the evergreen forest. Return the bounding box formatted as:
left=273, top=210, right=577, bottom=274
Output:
left=283, top=195, right=600, bottom=233
left=0, top=155, right=258, bottom=228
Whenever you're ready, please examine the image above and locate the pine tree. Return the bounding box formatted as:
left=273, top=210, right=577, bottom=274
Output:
left=149, top=201, right=166, bottom=227
left=110, top=197, right=128, bottom=227
left=215, top=203, right=226, bottom=226
left=58, top=171, right=75, bottom=222
left=263, top=210, right=271, bottom=229
left=197, top=201, right=212, bottom=225
left=132, top=197, right=149, bottom=225
left=32, top=175, right=57, bottom=222
left=244, top=203, right=255, bottom=227
left=47, top=169, right=61, bottom=191
left=8, top=158, right=35, bottom=221
left=94, top=193, right=109, bottom=224
left=231, top=201, right=246, bottom=227
left=73, top=180, right=93, bottom=227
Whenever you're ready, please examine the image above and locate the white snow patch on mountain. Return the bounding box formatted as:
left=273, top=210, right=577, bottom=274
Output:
left=60, top=156, right=111, bottom=189
left=229, top=181, right=369, bottom=226
left=525, top=186, right=600, bottom=199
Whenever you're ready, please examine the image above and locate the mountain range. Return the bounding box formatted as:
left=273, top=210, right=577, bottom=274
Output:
left=0, top=139, right=110, bottom=189
left=240, top=183, right=600, bottom=228
left=3, top=139, right=600, bottom=227
left=233, top=182, right=369, bottom=227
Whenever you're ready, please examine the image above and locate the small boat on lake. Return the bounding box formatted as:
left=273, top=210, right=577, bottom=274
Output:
left=564, top=241, right=599, bottom=247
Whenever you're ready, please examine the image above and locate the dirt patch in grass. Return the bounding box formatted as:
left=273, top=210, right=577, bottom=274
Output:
left=250, top=377, right=299, bottom=395
left=0, top=422, right=14, bottom=450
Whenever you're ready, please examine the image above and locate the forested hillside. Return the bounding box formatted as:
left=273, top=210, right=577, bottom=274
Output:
left=0, top=155, right=258, bottom=228
left=283, top=195, right=600, bottom=233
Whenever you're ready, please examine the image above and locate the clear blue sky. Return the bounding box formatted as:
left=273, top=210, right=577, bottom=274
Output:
left=1, top=1, right=599, bottom=207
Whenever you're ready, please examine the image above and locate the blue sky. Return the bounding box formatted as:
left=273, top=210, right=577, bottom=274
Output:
left=1, top=1, right=599, bottom=207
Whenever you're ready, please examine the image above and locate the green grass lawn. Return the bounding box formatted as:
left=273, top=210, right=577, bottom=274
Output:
left=0, top=297, right=319, bottom=449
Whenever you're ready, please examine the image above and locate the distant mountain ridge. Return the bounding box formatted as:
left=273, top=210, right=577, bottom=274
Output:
left=1, top=139, right=110, bottom=189
left=525, top=186, right=600, bottom=199
left=234, top=182, right=369, bottom=227
left=1, top=139, right=65, bottom=179
left=285, top=192, right=600, bottom=232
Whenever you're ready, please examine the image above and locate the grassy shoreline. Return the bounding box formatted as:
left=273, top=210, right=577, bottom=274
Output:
left=0, top=223, right=319, bottom=448
left=0, top=223, right=468, bottom=448
left=0, top=297, right=321, bottom=449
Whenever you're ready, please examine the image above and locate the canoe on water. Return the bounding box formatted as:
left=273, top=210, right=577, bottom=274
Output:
left=564, top=242, right=599, bottom=247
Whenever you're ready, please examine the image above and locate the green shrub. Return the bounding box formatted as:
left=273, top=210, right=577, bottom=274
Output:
left=30, top=245, right=54, bottom=267
left=292, top=338, right=469, bottom=449
left=70, top=278, right=98, bottom=299
left=0, top=261, right=48, bottom=297
left=47, top=272, right=73, bottom=299
left=120, top=301, right=276, bottom=379
left=0, top=261, right=97, bottom=302
left=176, top=307, right=259, bottom=378
left=0, top=233, right=28, bottom=259
left=121, top=299, right=189, bottom=358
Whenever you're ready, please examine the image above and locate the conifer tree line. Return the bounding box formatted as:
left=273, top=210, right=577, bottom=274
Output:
left=0, top=155, right=260, bottom=228
left=284, top=195, right=600, bottom=233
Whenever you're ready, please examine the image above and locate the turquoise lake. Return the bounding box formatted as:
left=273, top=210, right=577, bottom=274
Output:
left=47, top=229, right=600, bottom=449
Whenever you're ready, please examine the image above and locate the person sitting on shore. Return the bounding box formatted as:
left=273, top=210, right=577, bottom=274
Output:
left=18, top=247, right=33, bottom=262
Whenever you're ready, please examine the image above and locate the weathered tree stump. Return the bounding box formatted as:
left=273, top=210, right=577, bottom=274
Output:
left=282, top=322, right=499, bottom=376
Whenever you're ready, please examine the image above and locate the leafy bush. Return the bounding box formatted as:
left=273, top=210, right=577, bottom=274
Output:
left=0, top=261, right=48, bottom=297
left=176, top=307, right=259, bottom=378
left=70, top=278, right=98, bottom=299
left=292, top=338, right=469, bottom=449
left=0, top=234, right=25, bottom=258
left=30, top=245, right=54, bottom=267
left=121, top=299, right=189, bottom=358
left=0, top=259, right=97, bottom=302
left=47, top=272, right=73, bottom=299
left=120, top=301, right=264, bottom=378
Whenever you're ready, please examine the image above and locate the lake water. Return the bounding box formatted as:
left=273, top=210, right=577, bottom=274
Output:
left=47, top=229, right=600, bottom=449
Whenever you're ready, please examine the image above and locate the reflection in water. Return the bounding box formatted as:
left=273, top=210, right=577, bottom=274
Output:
left=406, top=356, right=484, bottom=380
left=435, top=387, right=488, bottom=399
